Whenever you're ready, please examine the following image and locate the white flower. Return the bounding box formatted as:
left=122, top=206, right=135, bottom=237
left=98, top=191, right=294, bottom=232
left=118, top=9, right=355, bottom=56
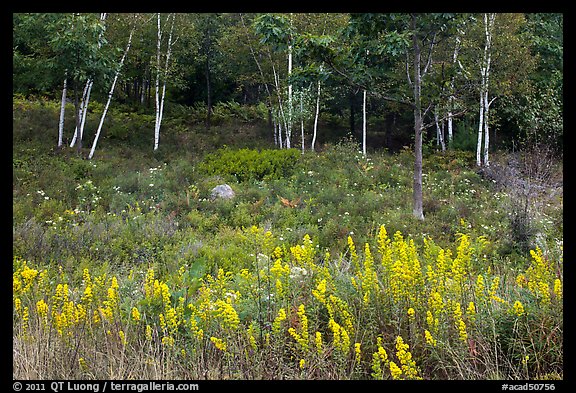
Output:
left=149, top=183, right=154, bottom=187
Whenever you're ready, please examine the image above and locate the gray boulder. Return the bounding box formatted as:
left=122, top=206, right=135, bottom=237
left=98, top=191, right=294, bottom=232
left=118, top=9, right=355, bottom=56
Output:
left=210, top=184, right=235, bottom=201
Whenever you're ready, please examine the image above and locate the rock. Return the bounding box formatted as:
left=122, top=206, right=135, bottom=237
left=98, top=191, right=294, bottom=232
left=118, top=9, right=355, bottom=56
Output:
left=210, top=184, right=235, bottom=201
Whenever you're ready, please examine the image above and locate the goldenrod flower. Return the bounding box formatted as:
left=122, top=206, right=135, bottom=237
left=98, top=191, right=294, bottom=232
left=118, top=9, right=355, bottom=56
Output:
left=355, top=342, right=362, bottom=363
left=36, top=299, right=49, bottom=321
left=312, top=279, right=327, bottom=304
left=315, top=331, right=323, bottom=354
left=466, top=302, right=476, bottom=323
left=458, top=319, right=468, bottom=342
left=389, top=361, right=402, bottom=380
left=161, top=336, right=174, bottom=347
left=424, top=330, right=437, bottom=347
left=79, top=357, right=88, bottom=371
left=272, top=308, right=286, bottom=334
left=513, top=300, right=525, bottom=317
left=131, top=307, right=141, bottom=322
left=210, top=336, right=227, bottom=351
left=407, top=307, right=415, bottom=318
left=299, top=359, right=306, bottom=369
left=553, top=279, right=562, bottom=299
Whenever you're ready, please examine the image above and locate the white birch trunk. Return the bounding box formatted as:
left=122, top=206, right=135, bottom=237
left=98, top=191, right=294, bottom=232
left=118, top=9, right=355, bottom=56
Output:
left=300, top=93, right=305, bottom=154
left=155, top=14, right=175, bottom=151
left=476, top=86, right=485, bottom=166
left=482, top=13, right=494, bottom=167
left=362, top=89, right=367, bottom=157
left=286, top=43, right=293, bottom=149
left=278, top=121, right=283, bottom=149
left=88, top=28, right=134, bottom=160
left=70, top=81, right=90, bottom=147
left=272, top=114, right=278, bottom=147
left=154, top=13, right=162, bottom=151
left=447, top=33, right=461, bottom=146
left=434, top=108, right=446, bottom=152
left=58, top=77, right=67, bottom=147
left=312, top=80, right=321, bottom=152
left=271, top=60, right=288, bottom=148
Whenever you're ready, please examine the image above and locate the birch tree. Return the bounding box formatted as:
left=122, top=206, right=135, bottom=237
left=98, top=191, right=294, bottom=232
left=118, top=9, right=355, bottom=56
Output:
left=70, top=13, right=107, bottom=149
left=154, top=13, right=177, bottom=151
left=57, top=76, right=67, bottom=147
left=253, top=13, right=295, bottom=149
left=476, top=13, right=495, bottom=167
left=88, top=23, right=135, bottom=159
left=48, top=13, right=110, bottom=155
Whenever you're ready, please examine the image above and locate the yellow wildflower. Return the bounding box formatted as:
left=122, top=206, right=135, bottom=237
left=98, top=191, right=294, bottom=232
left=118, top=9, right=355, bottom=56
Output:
left=210, top=336, right=227, bottom=352
left=355, top=342, right=362, bottom=363
left=272, top=308, right=287, bottom=334
left=131, top=307, right=141, bottom=322
left=513, top=300, right=525, bottom=317
left=424, top=330, right=437, bottom=347
left=315, top=331, right=323, bottom=354
left=553, top=279, right=562, bottom=299
left=389, top=361, right=402, bottom=380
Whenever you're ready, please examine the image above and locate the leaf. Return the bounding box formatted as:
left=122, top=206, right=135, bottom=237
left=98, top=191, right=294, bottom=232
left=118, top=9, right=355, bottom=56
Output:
left=278, top=195, right=301, bottom=208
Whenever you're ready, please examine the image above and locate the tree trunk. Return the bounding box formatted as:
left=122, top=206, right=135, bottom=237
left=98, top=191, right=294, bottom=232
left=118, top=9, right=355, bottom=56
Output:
left=435, top=108, right=446, bottom=152
left=73, top=80, right=82, bottom=155
left=412, top=14, right=424, bottom=221
left=362, top=89, right=367, bottom=157
left=447, top=32, right=461, bottom=146
left=154, top=13, right=162, bottom=151
left=349, top=92, right=355, bottom=136
left=311, top=80, right=321, bottom=151
left=483, top=14, right=494, bottom=167
left=477, top=13, right=495, bottom=167
left=156, top=14, right=175, bottom=150
left=58, top=77, right=67, bottom=148
left=205, top=25, right=212, bottom=129
left=286, top=43, right=293, bottom=149
left=70, top=81, right=90, bottom=147
left=89, top=27, right=134, bottom=160
left=205, top=57, right=212, bottom=129
left=300, top=92, right=305, bottom=154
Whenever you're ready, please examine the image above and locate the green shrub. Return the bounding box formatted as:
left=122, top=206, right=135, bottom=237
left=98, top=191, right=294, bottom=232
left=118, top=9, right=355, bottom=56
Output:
left=199, top=148, right=301, bottom=182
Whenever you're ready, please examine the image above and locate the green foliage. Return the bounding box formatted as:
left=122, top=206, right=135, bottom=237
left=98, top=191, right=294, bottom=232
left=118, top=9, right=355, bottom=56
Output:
left=199, top=148, right=301, bottom=182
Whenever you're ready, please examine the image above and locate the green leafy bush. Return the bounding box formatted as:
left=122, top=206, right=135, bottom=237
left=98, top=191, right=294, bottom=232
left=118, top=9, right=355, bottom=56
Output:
left=199, top=148, right=301, bottom=182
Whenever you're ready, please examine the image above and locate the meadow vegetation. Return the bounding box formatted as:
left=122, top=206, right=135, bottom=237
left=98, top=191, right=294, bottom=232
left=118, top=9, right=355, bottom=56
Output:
left=13, top=97, right=563, bottom=380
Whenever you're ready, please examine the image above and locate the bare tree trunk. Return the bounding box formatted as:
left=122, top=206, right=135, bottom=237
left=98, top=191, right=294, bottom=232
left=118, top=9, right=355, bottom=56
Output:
left=300, top=92, right=305, bottom=154
left=58, top=77, right=67, bottom=148
left=362, top=89, right=367, bottom=157
left=154, top=13, right=162, bottom=151
left=447, top=32, right=461, bottom=146
left=483, top=13, right=495, bottom=167
left=476, top=86, right=485, bottom=166
left=435, top=108, right=446, bottom=152
left=270, top=59, right=288, bottom=148
left=89, top=27, right=134, bottom=160
left=311, top=80, right=321, bottom=151
left=412, top=14, right=424, bottom=221
left=477, top=13, right=495, bottom=167
left=153, top=13, right=176, bottom=151
left=286, top=42, right=293, bottom=149
left=70, top=82, right=90, bottom=147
